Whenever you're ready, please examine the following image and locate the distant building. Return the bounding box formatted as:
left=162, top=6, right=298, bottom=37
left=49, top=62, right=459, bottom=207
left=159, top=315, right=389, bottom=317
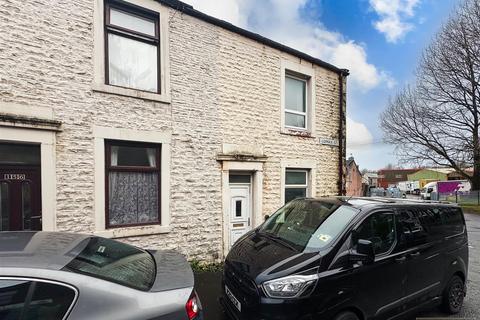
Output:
left=362, top=171, right=379, bottom=188
left=377, top=169, right=419, bottom=188
left=408, top=168, right=473, bottom=188
left=346, top=156, right=363, bottom=196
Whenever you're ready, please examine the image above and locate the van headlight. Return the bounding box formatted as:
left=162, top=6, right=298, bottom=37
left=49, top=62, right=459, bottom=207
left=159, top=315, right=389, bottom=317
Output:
left=262, top=274, right=318, bottom=298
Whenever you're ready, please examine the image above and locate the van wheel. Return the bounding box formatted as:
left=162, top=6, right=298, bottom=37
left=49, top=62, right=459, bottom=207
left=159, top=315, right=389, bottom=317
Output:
left=442, top=275, right=465, bottom=314
left=334, top=311, right=359, bottom=320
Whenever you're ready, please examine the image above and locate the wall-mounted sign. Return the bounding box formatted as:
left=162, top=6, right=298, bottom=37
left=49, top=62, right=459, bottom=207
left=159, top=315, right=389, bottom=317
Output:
left=4, top=173, right=26, bottom=180
left=319, top=138, right=339, bottom=147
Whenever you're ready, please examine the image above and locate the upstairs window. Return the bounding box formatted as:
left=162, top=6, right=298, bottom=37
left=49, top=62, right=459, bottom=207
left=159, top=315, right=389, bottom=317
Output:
left=284, top=74, right=308, bottom=129
left=105, top=1, right=159, bottom=92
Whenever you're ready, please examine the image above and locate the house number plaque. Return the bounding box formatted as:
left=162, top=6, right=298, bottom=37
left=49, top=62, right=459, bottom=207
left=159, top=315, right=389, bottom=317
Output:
left=3, top=174, right=26, bottom=180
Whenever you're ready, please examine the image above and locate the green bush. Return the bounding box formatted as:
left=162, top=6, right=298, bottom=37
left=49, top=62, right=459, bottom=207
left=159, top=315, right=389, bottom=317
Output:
left=190, top=259, right=224, bottom=273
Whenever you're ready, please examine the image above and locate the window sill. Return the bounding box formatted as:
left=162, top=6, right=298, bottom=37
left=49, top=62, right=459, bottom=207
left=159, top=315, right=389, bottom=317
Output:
left=94, top=224, right=171, bottom=238
left=92, top=83, right=171, bottom=104
left=280, top=128, right=315, bottom=138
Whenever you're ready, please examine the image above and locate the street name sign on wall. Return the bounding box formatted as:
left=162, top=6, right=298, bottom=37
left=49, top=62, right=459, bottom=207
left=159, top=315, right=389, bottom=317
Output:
left=319, top=138, right=339, bottom=147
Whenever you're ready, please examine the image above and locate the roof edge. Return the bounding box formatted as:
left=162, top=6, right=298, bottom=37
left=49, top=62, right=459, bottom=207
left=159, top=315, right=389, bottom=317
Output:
left=156, top=0, right=350, bottom=76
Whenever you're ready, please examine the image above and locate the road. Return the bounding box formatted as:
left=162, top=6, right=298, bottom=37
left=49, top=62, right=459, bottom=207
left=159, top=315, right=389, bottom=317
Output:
left=196, top=213, right=480, bottom=320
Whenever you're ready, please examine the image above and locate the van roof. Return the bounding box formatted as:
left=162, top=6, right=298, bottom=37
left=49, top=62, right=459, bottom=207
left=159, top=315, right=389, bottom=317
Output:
left=309, top=196, right=458, bottom=209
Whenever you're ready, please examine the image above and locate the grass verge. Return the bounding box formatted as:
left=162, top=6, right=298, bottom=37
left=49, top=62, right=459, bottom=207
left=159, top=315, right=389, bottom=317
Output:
left=190, top=259, right=224, bottom=273
left=461, top=204, right=480, bottom=215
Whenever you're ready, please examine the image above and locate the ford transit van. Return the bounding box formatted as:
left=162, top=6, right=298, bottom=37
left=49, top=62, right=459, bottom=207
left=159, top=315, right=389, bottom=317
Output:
left=221, top=197, right=468, bottom=320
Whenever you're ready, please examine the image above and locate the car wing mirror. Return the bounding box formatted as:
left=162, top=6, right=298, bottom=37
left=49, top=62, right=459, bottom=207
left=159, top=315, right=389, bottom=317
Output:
left=264, top=214, right=270, bottom=221
left=350, top=239, right=374, bottom=265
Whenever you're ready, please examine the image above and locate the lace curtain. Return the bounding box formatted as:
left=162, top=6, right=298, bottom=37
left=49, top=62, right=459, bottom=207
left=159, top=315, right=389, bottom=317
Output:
left=108, top=172, right=159, bottom=226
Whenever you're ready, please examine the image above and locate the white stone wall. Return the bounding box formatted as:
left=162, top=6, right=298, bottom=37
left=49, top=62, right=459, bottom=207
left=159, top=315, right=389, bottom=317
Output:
left=0, top=0, right=345, bottom=261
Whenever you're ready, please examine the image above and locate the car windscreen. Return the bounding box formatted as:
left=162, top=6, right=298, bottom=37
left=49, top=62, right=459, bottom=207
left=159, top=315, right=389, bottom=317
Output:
left=62, top=237, right=156, bottom=291
left=260, top=199, right=359, bottom=252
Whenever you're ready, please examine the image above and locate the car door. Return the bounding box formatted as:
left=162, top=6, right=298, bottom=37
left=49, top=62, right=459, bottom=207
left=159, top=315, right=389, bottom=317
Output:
left=395, top=207, right=445, bottom=310
left=349, top=211, right=408, bottom=319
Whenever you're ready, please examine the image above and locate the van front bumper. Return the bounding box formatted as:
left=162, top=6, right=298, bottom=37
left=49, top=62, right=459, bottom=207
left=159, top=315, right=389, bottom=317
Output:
left=220, top=292, right=316, bottom=320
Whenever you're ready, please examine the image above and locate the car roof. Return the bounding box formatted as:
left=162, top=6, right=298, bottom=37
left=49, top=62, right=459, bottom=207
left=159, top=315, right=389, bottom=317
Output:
left=303, top=196, right=458, bottom=210
left=0, top=231, right=92, bottom=270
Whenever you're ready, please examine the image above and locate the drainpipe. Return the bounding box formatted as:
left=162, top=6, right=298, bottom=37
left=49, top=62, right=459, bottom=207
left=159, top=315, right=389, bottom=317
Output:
left=338, top=69, right=349, bottom=196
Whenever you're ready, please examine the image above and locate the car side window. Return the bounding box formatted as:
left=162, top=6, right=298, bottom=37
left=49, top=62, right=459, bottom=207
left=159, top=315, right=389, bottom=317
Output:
left=0, top=279, right=76, bottom=320
left=23, top=282, right=76, bottom=320
left=0, top=279, right=31, bottom=320
left=355, top=212, right=396, bottom=255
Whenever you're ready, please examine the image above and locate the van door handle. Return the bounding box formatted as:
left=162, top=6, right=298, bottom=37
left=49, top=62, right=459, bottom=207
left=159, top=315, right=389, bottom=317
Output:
left=409, top=252, right=421, bottom=257
left=395, top=256, right=407, bottom=262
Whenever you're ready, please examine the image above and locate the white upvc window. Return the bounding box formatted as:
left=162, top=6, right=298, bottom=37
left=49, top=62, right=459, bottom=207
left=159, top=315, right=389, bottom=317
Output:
left=280, top=59, right=316, bottom=135
left=284, top=169, right=309, bottom=203
left=284, top=74, right=308, bottom=130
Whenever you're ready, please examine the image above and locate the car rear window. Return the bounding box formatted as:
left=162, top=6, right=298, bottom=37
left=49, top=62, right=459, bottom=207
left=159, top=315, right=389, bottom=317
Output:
left=62, top=237, right=156, bottom=291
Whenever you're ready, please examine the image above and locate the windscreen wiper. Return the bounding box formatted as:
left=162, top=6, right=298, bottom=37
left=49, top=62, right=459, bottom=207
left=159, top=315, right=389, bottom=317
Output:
left=259, top=231, right=298, bottom=252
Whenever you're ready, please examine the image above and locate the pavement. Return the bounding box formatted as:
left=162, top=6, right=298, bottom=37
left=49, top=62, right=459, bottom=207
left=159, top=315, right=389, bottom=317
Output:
left=195, top=213, right=480, bottom=320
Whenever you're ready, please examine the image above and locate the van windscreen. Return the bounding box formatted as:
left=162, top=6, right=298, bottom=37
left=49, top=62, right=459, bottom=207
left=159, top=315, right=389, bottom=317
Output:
left=260, top=200, right=359, bottom=252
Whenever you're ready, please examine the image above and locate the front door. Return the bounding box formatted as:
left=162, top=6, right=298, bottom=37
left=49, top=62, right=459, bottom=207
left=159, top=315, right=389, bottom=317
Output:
left=228, top=175, right=252, bottom=249
left=0, top=143, right=42, bottom=231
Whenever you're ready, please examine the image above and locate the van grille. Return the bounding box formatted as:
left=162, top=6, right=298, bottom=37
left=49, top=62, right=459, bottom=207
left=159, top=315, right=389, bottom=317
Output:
left=224, top=261, right=259, bottom=308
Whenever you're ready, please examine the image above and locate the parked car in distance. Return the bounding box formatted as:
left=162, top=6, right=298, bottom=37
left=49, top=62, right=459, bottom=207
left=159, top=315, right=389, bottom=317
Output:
left=221, top=197, right=468, bottom=320
left=0, top=232, right=203, bottom=320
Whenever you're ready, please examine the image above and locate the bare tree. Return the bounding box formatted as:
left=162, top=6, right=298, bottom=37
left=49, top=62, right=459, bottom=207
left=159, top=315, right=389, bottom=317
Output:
left=381, top=0, right=480, bottom=189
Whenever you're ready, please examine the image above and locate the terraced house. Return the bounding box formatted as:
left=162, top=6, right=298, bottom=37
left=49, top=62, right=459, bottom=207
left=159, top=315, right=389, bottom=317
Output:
left=0, top=0, right=348, bottom=260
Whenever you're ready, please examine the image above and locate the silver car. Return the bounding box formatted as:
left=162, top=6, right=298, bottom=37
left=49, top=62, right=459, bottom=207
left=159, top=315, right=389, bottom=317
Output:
left=0, top=231, right=203, bottom=320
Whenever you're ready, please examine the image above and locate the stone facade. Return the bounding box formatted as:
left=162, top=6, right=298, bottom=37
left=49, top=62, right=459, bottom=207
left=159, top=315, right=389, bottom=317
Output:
left=0, top=0, right=346, bottom=261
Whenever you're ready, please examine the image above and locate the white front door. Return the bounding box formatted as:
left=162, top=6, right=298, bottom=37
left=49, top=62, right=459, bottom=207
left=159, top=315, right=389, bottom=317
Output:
left=228, top=183, right=252, bottom=249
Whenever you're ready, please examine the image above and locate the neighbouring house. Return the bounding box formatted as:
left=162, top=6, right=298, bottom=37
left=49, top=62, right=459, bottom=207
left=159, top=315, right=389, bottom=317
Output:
left=377, top=168, right=419, bottom=189
left=346, top=156, right=362, bottom=196
left=0, top=0, right=348, bottom=261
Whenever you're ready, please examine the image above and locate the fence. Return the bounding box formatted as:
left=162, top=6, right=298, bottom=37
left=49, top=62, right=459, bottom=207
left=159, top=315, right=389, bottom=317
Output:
left=436, top=190, right=480, bottom=205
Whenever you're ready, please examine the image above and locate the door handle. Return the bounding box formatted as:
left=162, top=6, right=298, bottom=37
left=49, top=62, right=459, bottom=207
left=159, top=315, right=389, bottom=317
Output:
left=409, top=252, right=421, bottom=257
left=395, top=256, right=407, bottom=262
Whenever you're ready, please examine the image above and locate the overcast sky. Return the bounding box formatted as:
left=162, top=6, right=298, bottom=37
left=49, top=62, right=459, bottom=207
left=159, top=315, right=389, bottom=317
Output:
left=183, top=0, right=459, bottom=170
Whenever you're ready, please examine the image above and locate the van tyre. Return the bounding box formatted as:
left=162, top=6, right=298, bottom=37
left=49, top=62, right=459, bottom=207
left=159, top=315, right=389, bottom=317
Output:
left=442, top=275, right=465, bottom=314
left=334, top=311, right=359, bottom=320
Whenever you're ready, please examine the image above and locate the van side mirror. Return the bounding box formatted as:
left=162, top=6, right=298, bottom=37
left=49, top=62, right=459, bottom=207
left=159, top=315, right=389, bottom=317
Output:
left=350, top=239, right=374, bottom=265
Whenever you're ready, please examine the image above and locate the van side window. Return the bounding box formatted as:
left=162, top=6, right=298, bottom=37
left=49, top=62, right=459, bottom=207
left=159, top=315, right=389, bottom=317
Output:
left=416, top=207, right=444, bottom=241
left=396, top=210, right=428, bottom=249
left=355, top=213, right=396, bottom=255
left=440, top=207, right=464, bottom=236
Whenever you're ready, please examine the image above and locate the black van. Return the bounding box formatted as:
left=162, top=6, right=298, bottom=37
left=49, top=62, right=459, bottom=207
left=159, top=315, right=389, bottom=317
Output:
left=221, top=197, right=468, bottom=320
